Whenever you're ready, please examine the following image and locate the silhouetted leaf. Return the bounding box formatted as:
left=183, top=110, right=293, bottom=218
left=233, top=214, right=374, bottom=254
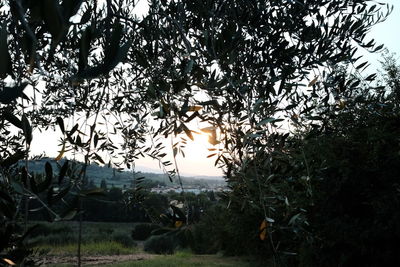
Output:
left=58, top=160, right=69, bottom=184
left=3, top=111, right=23, bottom=129
left=80, top=188, right=106, bottom=197
left=257, top=117, right=282, bottom=126
left=0, top=150, right=25, bottom=168
left=56, top=117, right=65, bottom=133
left=21, top=115, right=32, bottom=145
left=0, top=83, right=28, bottom=104
left=72, top=22, right=132, bottom=81
left=41, top=0, right=65, bottom=44
left=29, top=175, right=38, bottom=194
left=80, top=8, right=91, bottom=24
left=50, top=184, right=71, bottom=205
left=181, top=124, right=194, bottom=141
left=60, top=208, right=78, bottom=220
left=356, top=61, right=368, bottom=70
left=61, top=0, right=83, bottom=20
left=0, top=22, right=12, bottom=79
left=69, top=123, right=79, bottom=135
left=47, top=186, right=54, bottom=205
left=36, top=162, right=53, bottom=192
left=94, top=133, right=99, bottom=148
left=308, top=76, right=318, bottom=87
left=373, top=44, right=384, bottom=52
left=78, top=26, right=92, bottom=72
left=76, top=135, right=83, bottom=147
left=94, top=153, right=105, bottom=164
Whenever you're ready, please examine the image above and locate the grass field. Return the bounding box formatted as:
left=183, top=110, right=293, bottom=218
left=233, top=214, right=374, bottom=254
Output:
left=37, top=241, right=137, bottom=256
left=30, top=221, right=136, bottom=250
left=101, top=251, right=260, bottom=267
left=45, top=251, right=259, bottom=267
left=30, top=221, right=266, bottom=267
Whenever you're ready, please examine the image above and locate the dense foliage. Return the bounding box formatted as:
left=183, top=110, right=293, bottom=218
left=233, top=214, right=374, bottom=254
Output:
left=189, top=56, right=400, bottom=266
left=144, top=234, right=176, bottom=255
left=304, top=56, right=400, bottom=266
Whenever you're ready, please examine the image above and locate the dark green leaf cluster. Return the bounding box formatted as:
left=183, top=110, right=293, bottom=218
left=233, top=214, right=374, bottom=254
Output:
left=213, top=55, right=400, bottom=265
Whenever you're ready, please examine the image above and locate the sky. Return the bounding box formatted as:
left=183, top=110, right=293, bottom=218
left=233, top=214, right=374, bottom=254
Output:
left=359, top=0, right=400, bottom=70
left=29, top=0, right=400, bottom=177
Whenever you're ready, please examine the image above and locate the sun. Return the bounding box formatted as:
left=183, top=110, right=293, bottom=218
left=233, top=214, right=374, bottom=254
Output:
left=193, top=131, right=212, bottom=148
left=173, top=130, right=222, bottom=176
left=178, top=131, right=212, bottom=158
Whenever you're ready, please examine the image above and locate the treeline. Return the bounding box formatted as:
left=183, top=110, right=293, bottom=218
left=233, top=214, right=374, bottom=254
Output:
left=22, top=158, right=223, bottom=189
left=28, top=186, right=217, bottom=223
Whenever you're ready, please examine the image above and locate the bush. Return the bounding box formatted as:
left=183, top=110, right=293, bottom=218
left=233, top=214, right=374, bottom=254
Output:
left=131, top=223, right=161, bottom=241
left=98, top=226, right=114, bottom=235
left=28, top=224, right=76, bottom=246
left=33, top=233, right=77, bottom=246
left=112, top=233, right=137, bottom=247
left=30, top=223, right=73, bottom=238
left=188, top=205, right=230, bottom=255
left=301, top=111, right=400, bottom=266
left=189, top=226, right=221, bottom=254
left=215, top=57, right=400, bottom=265
left=173, top=228, right=191, bottom=249
left=37, top=241, right=135, bottom=255
left=144, top=234, right=177, bottom=254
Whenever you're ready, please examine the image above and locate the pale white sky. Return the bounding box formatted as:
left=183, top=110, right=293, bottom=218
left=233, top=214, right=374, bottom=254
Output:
left=29, top=1, right=400, bottom=177
left=360, top=0, right=400, bottom=70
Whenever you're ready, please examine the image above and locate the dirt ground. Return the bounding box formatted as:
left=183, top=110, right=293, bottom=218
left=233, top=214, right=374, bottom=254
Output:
left=40, top=253, right=156, bottom=266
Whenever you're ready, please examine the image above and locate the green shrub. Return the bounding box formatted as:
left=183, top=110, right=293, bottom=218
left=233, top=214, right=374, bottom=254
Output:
left=150, top=227, right=190, bottom=250
left=174, top=228, right=191, bottom=249
left=98, top=226, right=114, bottom=235
left=189, top=224, right=220, bottom=255
left=300, top=112, right=400, bottom=266
left=37, top=241, right=135, bottom=255
left=215, top=56, right=400, bottom=266
left=151, top=227, right=172, bottom=236
left=131, top=223, right=161, bottom=240
left=112, top=233, right=137, bottom=247
left=30, top=223, right=73, bottom=238
left=35, top=233, right=77, bottom=246
left=144, top=234, right=177, bottom=254
left=186, top=205, right=239, bottom=255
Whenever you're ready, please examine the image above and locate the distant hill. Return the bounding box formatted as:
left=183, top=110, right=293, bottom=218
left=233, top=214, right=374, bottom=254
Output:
left=19, top=158, right=225, bottom=189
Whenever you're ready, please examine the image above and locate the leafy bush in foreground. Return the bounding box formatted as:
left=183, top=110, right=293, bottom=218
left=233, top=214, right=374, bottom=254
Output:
left=131, top=223, right=161, bottom=241
left=111, top=233, right=137, bottom=248
left=144, top=235, right=177, bottom=255
left=216, top=56, right=400, bottom=266
left=188, top=205, right=231, bottom=255
left=303, top=89, right=400, bottom=266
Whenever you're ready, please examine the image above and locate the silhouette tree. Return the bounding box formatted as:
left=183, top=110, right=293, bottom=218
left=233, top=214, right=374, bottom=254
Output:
left=0, top=0, right=391, bottom=265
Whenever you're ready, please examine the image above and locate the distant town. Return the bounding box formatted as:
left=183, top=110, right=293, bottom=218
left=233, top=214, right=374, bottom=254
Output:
left=150, top=184, right=228, bottom=195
